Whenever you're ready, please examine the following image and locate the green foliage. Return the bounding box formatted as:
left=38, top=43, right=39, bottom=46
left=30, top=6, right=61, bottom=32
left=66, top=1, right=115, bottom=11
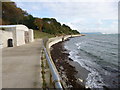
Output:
left=22, top=15, right=38, bottom=30
left=34, top=18, right=43, bottom=31
left=34, top=30, right=54, bottom=39
left=2, top=2, right=80, bottom=35
left=72, top=30, right=80, bottom=34
left=39, top=18, right=80, bottom=35
left=2, top=2, right=24, bottom=24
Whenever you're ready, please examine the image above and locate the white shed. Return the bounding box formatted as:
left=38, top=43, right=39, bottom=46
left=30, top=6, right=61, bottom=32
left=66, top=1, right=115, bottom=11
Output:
left=0, top=25, right=34, bottom=48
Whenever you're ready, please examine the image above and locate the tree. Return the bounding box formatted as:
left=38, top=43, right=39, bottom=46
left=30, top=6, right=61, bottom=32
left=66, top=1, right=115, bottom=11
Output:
left=2, top=2, right=24, bottom=24
left=1, top=1, right=80, bottom=35
left=22, top=14, right=37, bottom=29
left=34, top=18, right=43, bottom=31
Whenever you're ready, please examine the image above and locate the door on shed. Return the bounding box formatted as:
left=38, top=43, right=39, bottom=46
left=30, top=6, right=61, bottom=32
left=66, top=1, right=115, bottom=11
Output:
left=8, top=39, right=13, bottom=47
left=25, top=31, right=29, bottom=43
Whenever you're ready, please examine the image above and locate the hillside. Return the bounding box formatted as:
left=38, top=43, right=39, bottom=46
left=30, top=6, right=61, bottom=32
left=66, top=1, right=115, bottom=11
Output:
left=1, top=1, right=80, bottom=36
left=34, top=30, right=54, bottom=39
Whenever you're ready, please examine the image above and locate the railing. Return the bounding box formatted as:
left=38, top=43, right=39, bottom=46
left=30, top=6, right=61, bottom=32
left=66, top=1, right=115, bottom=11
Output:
left=42, top=38, right=63, bottom=89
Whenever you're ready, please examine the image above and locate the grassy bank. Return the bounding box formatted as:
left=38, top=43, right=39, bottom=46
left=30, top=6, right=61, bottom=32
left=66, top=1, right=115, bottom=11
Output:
left=34, top=30, right=55, bottom=39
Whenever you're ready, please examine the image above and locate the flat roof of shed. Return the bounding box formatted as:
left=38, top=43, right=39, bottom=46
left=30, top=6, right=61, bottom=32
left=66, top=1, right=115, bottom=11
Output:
left=0, top=25, right=29, bottom=31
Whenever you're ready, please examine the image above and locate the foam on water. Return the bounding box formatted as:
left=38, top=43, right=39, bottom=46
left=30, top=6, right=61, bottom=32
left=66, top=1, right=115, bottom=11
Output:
left=68, top=50, right=106, bottom=88
left=64, top=34, right=119, bottom=89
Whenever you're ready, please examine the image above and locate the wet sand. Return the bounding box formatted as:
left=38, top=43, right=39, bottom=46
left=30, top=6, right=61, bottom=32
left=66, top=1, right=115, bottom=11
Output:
left=50, top=39, right=90, bottom=89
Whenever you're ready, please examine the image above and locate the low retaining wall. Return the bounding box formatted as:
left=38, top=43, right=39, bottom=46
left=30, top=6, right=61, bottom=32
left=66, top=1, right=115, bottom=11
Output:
left=48, top=35, right=71, bottom=49
left=48, top=34, right=83, bottom=49
left=45, top=34, right=83, bottom=88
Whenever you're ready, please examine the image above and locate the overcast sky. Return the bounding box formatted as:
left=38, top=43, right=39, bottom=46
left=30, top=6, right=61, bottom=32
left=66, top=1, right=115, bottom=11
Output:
left=12, top=0, right=119, bottom=34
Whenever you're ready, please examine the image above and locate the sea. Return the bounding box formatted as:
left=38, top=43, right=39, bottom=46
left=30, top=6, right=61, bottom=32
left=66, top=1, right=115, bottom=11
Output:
left=64, top=34, right=119, bottom=89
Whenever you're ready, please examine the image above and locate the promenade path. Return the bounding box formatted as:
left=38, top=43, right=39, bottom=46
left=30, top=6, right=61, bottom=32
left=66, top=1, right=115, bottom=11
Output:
left=2, top=39, right=42, bottom=88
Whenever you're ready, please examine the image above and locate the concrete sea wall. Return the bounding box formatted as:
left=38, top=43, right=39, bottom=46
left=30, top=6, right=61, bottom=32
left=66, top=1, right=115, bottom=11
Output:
left=48, top=34, right=83, bottom=49
left=46, top=34, right=84, bottom=88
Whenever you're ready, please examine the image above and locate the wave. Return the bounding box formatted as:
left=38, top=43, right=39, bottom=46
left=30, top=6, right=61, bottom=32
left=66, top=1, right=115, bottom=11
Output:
left=91, top=39, right=118, bottom=46
left=102, top=66, right=120, bottom=73
left=86, top=71, right=106, bottom=88
left=75, top=42, right=82, bottom=49
left=79, top=48, right=119, bottom=68
left=79, top=48, right=104, bottom=61
left=75, top=42, right=117, bottom=58
left=68, top=50, right=107, bottom=89
left=64, top=34, right=119, bottom=88
left=87, top=42, right=118, bottom=50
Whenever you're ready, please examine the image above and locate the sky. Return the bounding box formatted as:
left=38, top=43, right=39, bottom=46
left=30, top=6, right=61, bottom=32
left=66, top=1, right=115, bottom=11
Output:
left=11, top=0, right=119, bottom=34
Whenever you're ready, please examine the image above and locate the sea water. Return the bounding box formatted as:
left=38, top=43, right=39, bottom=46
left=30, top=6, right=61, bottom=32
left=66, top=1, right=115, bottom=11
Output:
left=64, top=34, right=119, bottom=89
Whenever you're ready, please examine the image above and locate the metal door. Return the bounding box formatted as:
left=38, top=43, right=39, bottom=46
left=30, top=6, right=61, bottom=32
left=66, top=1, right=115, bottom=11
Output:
left=8, top=39, right=13, bottom=47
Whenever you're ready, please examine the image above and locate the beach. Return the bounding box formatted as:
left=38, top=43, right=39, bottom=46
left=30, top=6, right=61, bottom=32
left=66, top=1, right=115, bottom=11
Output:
left=62, top=34, right=119, bottom=89
left=49, top=34, right=119, bottom=89
left=50, top=38, right=90, bottom=89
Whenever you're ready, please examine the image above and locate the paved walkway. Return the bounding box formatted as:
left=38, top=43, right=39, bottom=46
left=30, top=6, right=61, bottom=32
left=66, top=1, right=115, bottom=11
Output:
left=2, top=39, right=42, bottom=88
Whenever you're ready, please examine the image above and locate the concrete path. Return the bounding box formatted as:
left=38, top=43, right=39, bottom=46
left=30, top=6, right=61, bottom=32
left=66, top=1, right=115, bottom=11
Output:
left=2, top=39, right=42, bottom=88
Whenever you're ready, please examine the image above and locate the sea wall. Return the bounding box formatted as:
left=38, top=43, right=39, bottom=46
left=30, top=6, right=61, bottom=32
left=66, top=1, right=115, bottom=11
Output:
left=48, top=35, right=70, bottom=49
left=47, top=34, right=84, bottom=88
left=48, top=34, right=83, bottom=49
